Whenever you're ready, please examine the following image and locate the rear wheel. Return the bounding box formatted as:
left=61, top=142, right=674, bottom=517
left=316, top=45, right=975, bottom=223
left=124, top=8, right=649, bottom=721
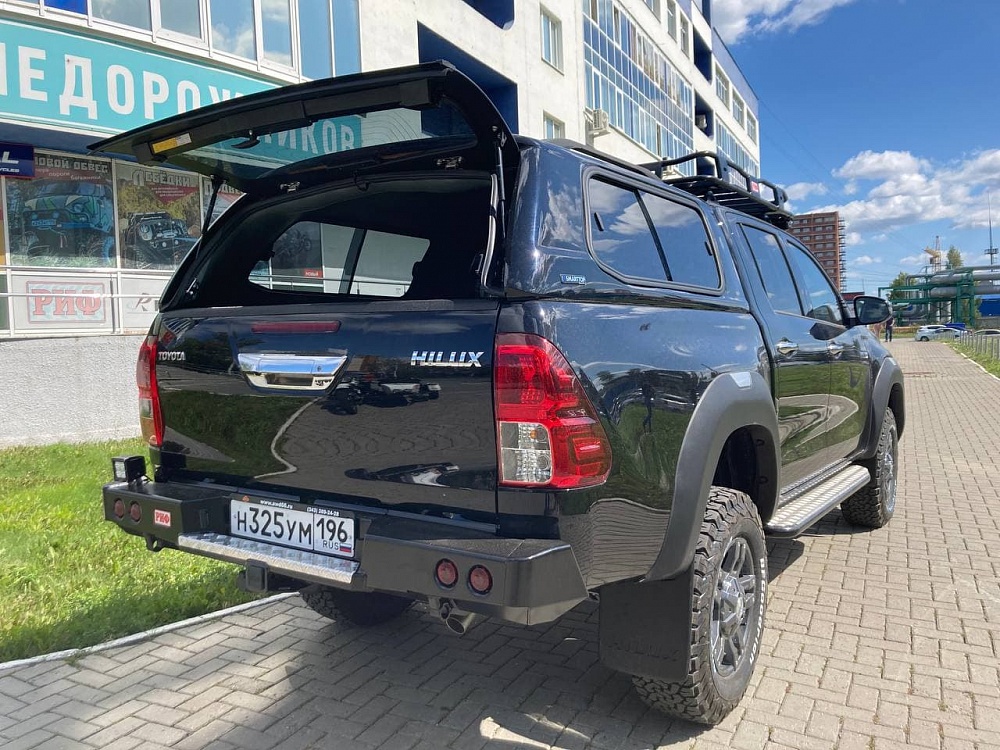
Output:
left=841, top=408, right=897, bottom=528
left=300, top=586, right=413, bottom=627
left=632, top=487, right=767, bottom=725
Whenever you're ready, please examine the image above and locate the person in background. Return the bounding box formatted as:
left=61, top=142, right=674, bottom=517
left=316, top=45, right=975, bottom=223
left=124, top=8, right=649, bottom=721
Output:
left=884, top=315, right=894, bottom=342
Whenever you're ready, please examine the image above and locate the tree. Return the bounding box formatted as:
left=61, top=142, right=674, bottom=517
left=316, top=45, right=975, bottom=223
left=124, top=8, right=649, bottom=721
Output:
left=947, top=246, right=963, bottom=269
left=887, top=271, right=910, bottom=300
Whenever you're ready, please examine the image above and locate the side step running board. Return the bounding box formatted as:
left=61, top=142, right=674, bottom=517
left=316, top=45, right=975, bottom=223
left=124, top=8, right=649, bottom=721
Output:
left=765, top=465, right=871, bottom=537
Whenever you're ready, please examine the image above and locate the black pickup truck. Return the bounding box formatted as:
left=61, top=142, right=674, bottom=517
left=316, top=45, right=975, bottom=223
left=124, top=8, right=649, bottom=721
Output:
left=96, top=62, right=903, bottom=724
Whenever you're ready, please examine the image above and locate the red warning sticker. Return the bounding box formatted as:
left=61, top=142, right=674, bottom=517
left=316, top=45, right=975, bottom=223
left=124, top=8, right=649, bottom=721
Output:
left=153, top=509, right=171, bottom=527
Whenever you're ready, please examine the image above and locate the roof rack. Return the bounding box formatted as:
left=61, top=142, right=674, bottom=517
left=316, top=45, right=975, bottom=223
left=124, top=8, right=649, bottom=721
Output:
left=643, top=151, right=792, bottom=229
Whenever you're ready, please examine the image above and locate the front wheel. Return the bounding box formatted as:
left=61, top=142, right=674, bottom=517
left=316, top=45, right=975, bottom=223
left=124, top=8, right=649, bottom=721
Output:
left=841, top=408, right=897, bottom=528
left=632, top=487, right=767, bottom=725
left=300, top=586, right=413, bottom=627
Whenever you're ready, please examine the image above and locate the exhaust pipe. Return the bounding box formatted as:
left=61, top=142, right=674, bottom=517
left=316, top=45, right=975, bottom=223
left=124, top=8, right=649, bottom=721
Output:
left=435, top=598, right=479, bottom=635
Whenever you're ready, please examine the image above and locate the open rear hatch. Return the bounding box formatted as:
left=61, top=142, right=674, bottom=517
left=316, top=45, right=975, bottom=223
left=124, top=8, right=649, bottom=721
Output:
left=95, top=62, right=519, bottom=524
left=90, top=60, right=518, bottom=197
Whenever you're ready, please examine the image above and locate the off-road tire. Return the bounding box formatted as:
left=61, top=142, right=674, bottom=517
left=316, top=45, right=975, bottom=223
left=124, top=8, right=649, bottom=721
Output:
left=632, top=487, right=767, bottom=725
left=300, top=586, right=413, bottom=627
left=841, top=408, right=897, bottom=528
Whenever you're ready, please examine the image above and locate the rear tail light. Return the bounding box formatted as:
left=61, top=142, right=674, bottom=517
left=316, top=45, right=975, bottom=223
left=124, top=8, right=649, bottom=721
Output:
left=468, top=565, right=493, bottom=595
left=494, top=333, right=611, bottom=489
left=136, top=334, right=164, bottom=448
left=435, top=559, right=458, bottom=588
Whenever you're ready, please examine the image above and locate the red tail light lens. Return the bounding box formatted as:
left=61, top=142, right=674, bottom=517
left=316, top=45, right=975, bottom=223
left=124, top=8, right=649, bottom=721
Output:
left=494, top=333, right=611, bottom=489
left=136, top=334, right=164, bottom=448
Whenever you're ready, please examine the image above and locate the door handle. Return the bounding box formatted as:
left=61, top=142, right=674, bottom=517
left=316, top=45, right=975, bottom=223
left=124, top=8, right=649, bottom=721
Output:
left=238, top=353, right=347, bottom=392
left=827, top=342, right=845, bottom=356
left=775, top=339, right=798, bottom=356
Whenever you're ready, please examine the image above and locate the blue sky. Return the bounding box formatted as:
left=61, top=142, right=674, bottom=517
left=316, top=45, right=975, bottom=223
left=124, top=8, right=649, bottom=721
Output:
left=715, top=0, right=1000, bottom=293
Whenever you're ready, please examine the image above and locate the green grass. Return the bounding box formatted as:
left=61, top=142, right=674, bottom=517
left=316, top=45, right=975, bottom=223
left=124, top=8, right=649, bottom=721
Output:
left=952, top=341, right=1000, bottom=378
left=0, top=439, right=259, bottom=662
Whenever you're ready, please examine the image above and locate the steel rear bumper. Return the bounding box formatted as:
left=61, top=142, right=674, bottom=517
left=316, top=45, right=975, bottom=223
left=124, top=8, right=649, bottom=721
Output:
left=102, top=481, right=587, bottom=626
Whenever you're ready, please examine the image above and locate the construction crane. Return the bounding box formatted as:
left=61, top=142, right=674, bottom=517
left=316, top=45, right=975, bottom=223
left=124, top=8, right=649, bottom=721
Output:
left=924, top=235, right=942, bottom=272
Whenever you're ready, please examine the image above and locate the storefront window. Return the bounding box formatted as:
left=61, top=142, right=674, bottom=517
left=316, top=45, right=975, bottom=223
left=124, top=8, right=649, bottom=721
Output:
left=43, top=0, right=84, bottom=13
left=263, top=0, right=293, bottom=67
left=116, top=163, right=201, bottom=271
left=0, top=275, right=8, bottom=332
left=161, top=0, right=203, bottom=39
left=92, top=0, right=152, bottom=30
left=210, top=0, right=256, bottom=59
left=5, top=154, right=116, bottom=268
left=298, top=0, right=333, bottom=79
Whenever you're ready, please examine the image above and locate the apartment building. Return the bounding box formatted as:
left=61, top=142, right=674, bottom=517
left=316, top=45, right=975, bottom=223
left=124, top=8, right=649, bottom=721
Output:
left=787, top=211, right=847, bottom=291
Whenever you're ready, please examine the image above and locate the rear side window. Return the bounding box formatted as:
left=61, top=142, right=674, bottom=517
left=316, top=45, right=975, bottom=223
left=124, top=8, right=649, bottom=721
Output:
left=587, top=177, right=719, bottom=289
left=643, top=193, right=720, bottom=288
left=741, top=224, right=802, bottom=315
left=588, top=180, right=668, bottom=282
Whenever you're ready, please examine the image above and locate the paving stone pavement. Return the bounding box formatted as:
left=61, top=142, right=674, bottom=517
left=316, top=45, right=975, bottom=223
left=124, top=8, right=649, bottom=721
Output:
left=2, top=339, right=999, bottom=750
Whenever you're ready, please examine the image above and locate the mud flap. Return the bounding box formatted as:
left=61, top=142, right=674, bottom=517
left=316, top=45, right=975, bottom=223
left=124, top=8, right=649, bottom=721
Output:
left=598, top=567, right=695, bottom=681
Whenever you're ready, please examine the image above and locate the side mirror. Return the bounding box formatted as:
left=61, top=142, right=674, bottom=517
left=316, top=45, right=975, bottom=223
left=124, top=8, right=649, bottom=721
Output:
left=853, top=295, right=891, bottom=325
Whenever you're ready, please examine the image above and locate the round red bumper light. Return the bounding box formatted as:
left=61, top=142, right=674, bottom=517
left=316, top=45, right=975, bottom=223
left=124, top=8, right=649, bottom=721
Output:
left=435, top=559, right=458, bottom=588
left=113, top=499, right=125, bottom=519
left=129, top=501, right=142, bottom=522
left=469, top=565, right=492, bottom=595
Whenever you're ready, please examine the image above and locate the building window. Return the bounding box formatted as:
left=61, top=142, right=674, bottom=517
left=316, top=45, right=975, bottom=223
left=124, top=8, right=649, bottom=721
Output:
left=298, top=0, right=332, bottom=78
left=262, top=0, right=293, bottom=67
left=666, top=0, right=677, bottom=38
left=715, top=65, right=730, bottom=107
left=92, top=0, right=151, bottom=30
left=543, top=113, right=565, bottom=139
left=747, top=112, right=758, bottom=143
left=717, top=122, right=759, bottom=176
left=159, top=0, right=203, bottom=39
left=680, top=15, right=689, bottom=56
left=540, top=9, right=563, bottom=71
left=584, top=0, right=694, bottom=166
left=732, top=93, right=745, bottom=126
left=210, top=0, right=256, bottom=59
left=643, top=0, right=660, bottom=17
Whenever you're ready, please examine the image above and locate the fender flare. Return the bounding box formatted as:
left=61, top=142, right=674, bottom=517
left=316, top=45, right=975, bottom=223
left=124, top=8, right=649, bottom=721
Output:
left=858, top=356, right=905, bottom=460
left=646, top=371, right=779, bottom=581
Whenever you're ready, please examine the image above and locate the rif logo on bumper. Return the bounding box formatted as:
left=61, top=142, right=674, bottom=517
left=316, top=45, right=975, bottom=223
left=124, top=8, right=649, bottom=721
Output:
left=411, top=351, right=484, bottom=368
left=153, top=509, right=171, bottom=527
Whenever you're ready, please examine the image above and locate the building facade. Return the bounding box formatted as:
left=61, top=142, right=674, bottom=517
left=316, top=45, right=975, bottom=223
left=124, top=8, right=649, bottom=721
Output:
left=0, top=0, right=761, bottom=444
left=787, top=211, right=846, bottom=291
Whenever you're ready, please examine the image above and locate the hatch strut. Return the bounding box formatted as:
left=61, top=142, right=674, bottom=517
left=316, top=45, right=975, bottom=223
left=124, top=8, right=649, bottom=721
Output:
left=201, top=174, right=225, bottom=238
left=494, top=127, right=507, bottom=240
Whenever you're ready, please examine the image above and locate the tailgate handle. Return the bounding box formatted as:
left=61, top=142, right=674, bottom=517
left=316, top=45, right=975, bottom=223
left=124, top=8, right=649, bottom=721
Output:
left=238, top=353, right=347, bottom=393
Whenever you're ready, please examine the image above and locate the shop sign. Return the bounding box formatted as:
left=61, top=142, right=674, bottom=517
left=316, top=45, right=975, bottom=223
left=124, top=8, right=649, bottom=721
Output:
left=11, top=272, right=112, bottom=331
left=0, top=141, right=34, bottom=177
left=119, top=275, right=168, bottom=331
left=0, top=18, right=277, bottom=136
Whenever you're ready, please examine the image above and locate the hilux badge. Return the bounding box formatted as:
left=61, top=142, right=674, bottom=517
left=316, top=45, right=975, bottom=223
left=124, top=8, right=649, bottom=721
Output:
left=411, top=351, right=483, bottom=368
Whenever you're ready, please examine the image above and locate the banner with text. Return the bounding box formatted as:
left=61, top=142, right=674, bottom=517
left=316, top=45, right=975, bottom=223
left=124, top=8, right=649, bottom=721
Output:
left=11, top=272, right=113, bottom=332
left=0, top=18, right=277, bottom=136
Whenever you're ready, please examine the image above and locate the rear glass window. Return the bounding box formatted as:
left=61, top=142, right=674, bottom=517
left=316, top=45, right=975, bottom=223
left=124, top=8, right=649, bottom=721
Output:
left=170, top=100, right=476, bottom=184
left=643, top=193, right=720, bottom=289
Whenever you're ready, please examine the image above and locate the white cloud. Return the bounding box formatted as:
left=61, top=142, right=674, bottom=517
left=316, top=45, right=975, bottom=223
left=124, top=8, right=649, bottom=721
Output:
left=898, top=254, right=928, bottom=267
left=785, top=181, right=828, bottom=201
left=712, top=0, right=858, bottom=43
left=853, top=255, right=881, bottom=266
left=810, top=148, right=1000, bottom=239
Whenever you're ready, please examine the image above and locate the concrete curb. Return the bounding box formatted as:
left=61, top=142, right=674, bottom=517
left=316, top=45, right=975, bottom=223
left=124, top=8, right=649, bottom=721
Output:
left=0, top=592, right=297, bottom=675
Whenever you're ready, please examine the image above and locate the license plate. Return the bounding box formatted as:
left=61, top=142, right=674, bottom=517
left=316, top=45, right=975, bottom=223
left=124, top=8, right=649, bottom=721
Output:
left=229, top=495, right=355, bottom=558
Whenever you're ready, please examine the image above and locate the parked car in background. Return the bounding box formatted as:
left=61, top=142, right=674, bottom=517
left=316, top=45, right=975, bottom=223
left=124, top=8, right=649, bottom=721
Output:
left=916, top=324, right=961, bottom=341
left=977, top=329, right=1000, bottom=336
